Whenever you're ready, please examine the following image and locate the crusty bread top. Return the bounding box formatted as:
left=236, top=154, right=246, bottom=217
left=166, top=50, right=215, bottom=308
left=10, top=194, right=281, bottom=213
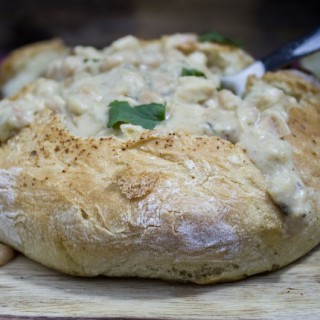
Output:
left=0, top=39, right=68, bottom=97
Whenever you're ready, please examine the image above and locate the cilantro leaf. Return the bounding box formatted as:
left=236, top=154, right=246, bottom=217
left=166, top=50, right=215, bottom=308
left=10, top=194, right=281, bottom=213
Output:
left=107, top=100, right=166, bottom=130
left=83, top=58, right=100, bottom=63
left=198, top=32, right=241, bottom=47
left=181, top=67, right=207, bottom=78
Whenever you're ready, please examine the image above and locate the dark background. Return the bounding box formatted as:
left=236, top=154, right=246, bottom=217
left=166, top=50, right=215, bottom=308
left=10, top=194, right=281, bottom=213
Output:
left=0, top=0, right=319, bottom=58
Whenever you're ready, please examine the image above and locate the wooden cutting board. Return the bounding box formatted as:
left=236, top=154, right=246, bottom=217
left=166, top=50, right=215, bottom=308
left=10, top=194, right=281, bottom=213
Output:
left=1, top=245, right=320, bottom=320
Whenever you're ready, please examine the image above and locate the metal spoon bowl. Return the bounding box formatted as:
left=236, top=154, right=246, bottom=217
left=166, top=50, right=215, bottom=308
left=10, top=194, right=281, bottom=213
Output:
left=221, top=27, right=320, bottom=96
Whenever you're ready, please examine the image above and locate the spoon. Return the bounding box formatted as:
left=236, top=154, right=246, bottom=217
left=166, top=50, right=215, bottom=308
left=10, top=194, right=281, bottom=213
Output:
left=221, top=27, right=320, bottom=96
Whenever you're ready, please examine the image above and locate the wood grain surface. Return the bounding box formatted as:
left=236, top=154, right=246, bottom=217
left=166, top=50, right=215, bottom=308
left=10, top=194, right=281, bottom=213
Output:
left=0, top=246, right=320, bottom=320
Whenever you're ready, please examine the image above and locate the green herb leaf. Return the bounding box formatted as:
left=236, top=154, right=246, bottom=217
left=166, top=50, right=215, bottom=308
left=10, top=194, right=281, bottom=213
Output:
left=83, top=58, right=100, bottom=63
left=198, top=32, right=241, bottom=47
left=107, top=100, right=166, bottom=130
left=181, top=67, right=207, bottom=78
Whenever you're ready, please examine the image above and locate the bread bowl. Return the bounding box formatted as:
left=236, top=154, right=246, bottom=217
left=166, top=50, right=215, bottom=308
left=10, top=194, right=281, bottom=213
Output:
left=0, top=33, right=319, bottom=284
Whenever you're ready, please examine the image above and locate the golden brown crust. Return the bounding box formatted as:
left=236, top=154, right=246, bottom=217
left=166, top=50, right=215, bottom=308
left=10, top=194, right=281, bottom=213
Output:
left=0, top=39, right=66, bottom=85
left=0, top=70, right=319, bottom=283
left=0, top=39, right=68, bottom=98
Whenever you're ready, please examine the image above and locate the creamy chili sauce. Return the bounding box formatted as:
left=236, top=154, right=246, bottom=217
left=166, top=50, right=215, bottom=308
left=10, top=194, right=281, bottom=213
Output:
left=0, top=34, right=315, bottom=218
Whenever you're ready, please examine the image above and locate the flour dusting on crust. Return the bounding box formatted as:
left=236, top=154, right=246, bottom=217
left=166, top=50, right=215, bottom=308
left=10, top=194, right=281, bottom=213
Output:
left=0, top=167, right=23, bottom=246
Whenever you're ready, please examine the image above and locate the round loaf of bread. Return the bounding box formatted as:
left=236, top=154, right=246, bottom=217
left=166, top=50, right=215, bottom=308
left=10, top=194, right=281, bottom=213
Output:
left=0, top=34, right=319, bottom=284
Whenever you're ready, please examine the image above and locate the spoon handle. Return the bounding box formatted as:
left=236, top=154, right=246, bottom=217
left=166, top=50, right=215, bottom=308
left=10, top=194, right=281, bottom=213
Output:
left=261, top=27, right=320, bottom=71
